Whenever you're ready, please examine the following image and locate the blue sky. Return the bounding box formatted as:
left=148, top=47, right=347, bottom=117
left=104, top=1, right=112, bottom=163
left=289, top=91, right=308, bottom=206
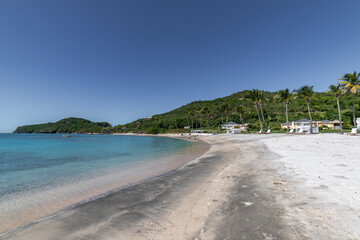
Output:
left=1, top=0, right=360, bottom=132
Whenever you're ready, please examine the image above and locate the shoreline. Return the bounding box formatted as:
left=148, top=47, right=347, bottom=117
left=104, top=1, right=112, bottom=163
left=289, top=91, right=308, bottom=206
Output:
left=0, top=134, right=210, bottom=237
left=3, top=133, right=360, bottom=239
left=2, top=134, right=285, bottom=240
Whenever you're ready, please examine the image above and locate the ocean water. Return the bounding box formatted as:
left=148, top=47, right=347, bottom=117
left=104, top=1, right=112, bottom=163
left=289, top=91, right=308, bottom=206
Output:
left=0, top=133, right=202, bottom=234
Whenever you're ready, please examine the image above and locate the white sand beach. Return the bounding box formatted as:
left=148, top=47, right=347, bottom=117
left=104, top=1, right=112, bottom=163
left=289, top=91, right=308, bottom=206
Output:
left=262, top=134, right=360, bottom=239
left=151, top=133, right=360, bottom=239
left=2, top=133, right=360, bottom=240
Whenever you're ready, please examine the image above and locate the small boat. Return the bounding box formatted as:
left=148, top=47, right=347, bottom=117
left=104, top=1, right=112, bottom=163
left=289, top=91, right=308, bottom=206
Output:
left=62, top=135, right=72, bottom=138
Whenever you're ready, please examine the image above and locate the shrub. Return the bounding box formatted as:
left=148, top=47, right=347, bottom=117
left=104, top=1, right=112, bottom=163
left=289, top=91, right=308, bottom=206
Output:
left=145, top=126, right=159, bottom=134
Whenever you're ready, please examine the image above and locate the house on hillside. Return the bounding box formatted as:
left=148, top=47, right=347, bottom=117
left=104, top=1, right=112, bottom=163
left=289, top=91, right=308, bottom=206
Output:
left=222, top=121, right=248, bottom=134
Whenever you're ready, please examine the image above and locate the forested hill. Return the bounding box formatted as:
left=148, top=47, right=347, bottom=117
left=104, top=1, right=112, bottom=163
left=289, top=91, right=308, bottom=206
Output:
left=13, top=118, right=112, bottom=134
left=13, top=89, right=358, bottom=134
left=113, top=90, right=356, bottom=134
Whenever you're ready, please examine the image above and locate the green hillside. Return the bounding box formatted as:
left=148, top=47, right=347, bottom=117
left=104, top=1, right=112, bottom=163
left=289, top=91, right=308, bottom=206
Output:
left=14, top=117, right=112, bottom=134
left=13, top=90, right=358, bottom=134
left=113, top=90, right=357, bottom=134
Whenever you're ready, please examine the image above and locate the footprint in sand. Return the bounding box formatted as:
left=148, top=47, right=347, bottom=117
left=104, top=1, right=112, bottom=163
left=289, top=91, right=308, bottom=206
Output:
left=337, top=164, right=348, bottom=167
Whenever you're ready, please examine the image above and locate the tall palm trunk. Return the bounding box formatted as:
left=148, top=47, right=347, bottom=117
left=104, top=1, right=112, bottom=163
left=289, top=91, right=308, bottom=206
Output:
left=221, top=114, right=224, bottom=125
left=352, top=93, right=356, bottom=127
left=186, top=116, right=190, bottom=133
left=285, top=103, right=289, bottom=132
left=191, top=116, right=194, bottom=130
left=259, top=103, right=266, bottom=130
left=336, top=96, right=343, bottom=134
left=226, top=112, right=228, bottom=122
left=306, top=100, right=313, bottom=134
left=255, top=105, right=263, bottom=133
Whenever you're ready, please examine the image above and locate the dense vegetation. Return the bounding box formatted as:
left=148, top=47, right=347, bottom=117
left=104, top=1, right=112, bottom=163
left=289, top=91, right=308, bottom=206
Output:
left=14, top=117, right=112, bottom=134
left=13, top=87, right=360, bottom=134
left=113, top=89, right=359, bottom=134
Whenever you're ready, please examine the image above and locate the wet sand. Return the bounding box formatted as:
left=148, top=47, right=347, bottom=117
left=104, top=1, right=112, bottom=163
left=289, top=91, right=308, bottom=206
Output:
left=3, top=133, right=359, bottom=239
left=1, top=134, right=287, bottom=240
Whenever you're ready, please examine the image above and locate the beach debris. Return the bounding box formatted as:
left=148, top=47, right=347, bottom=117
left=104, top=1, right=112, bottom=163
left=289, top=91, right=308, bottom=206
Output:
left=263, top=232, right=276, bottom=240
left=138, top=229, right=141, bottom=233
left=242, top=201, right=254, bottom=206
left=273, top=182, right=282, bottom=185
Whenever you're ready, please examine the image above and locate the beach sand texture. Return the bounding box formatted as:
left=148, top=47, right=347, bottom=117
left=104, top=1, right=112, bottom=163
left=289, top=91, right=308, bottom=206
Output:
left=2, top=134, right=360, bottom=239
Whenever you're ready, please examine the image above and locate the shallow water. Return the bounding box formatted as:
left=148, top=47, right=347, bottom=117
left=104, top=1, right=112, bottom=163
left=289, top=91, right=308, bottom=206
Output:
left=0, top=134, right=201, bottom=234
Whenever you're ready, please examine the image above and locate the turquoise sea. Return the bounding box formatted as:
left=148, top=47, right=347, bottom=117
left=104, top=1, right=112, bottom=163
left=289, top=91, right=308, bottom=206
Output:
left=0, top=133, right=201, bottom=234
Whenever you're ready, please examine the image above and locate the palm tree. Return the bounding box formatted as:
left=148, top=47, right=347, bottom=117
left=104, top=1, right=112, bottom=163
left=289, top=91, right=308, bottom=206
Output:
left=201, top=106, right=211, bottom=128
left=193, top=106, right=200, bottom=129
left=296, top=85, right=314, bottom=134
left=247, top=89, right=263, bottom=133
left=235, top=105, right=244, bottom=123
left=276, top=88, right=292, bottom=132
left=329, top=84, right=343, bottom=134
left=220, top=103, right=230, bottom=122
left=190, top=112, right=194, bottom=129
left=195, top=107, right=202, bottom=128
left=218, top=104, right=225, bottom=125
left=338, top=71, right=360, bottom=127
left=186, top=111, right=191, bottom=130
left=258, top=91, right=267, bottom=130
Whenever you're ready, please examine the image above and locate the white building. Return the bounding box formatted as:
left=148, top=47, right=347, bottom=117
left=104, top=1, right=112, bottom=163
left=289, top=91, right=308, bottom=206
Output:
left=221, top=121, right=248, bottom=134
left=281, top=118, right=342, bottom=133
left=281, top=118, right=340, bottom=133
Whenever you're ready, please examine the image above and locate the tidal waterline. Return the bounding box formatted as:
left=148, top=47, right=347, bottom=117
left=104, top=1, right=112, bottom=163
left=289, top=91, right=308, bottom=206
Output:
left=0, top=134, right=208, bottom=235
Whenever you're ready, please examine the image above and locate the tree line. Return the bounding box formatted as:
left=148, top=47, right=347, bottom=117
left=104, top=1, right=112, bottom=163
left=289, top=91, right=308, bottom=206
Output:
left=115, top=70, right=360, bottom=134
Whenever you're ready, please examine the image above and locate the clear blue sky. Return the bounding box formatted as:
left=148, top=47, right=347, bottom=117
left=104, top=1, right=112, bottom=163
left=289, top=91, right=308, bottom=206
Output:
left=1, top=0, right=360, bottom=132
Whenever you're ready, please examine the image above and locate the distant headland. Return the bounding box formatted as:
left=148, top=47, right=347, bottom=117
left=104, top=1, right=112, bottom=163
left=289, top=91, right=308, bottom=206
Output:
left=13, top=117, right=112, bottom=134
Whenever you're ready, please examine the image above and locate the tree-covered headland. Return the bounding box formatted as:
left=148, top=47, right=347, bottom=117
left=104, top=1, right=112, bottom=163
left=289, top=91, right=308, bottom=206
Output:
left=14, top=117, right=112, bottom=134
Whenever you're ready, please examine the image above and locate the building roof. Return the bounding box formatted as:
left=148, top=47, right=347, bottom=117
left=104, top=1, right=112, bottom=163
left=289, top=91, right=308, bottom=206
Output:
left=295, top=118, right=310, bottom=123
left=281, top=118, right=310, bottom=124
left=222, top=121, right=241, bottom=126
left=281, top=119, right=342, bottom=125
